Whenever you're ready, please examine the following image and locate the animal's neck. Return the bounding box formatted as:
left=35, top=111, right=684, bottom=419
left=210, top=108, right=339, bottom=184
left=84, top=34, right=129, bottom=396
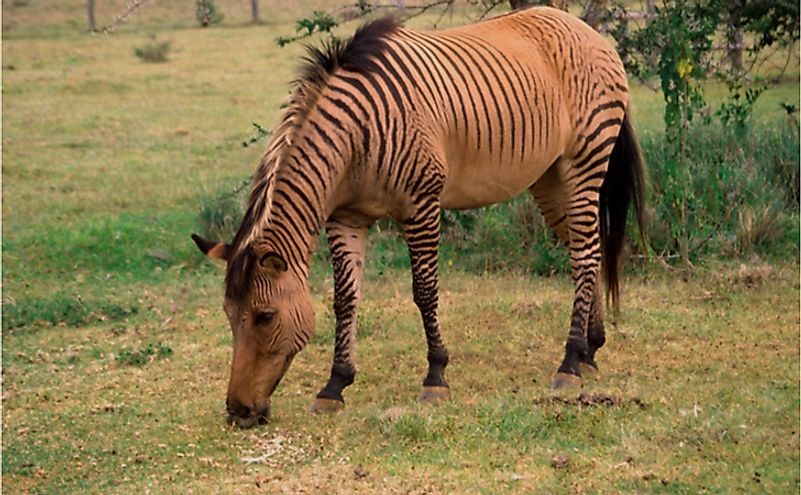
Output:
left=258, top=113, right=353, bottom=278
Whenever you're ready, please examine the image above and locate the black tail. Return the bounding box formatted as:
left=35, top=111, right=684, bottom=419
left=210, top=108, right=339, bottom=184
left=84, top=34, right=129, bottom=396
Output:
left=599, top=111, right=646, bottom=315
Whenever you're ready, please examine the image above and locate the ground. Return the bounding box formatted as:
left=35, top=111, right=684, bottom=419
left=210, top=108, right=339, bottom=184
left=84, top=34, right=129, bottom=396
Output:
left=2, top=1, right=799, bottom=494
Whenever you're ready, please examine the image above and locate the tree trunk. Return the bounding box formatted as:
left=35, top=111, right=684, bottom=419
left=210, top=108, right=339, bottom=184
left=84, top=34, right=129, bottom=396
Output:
left=87, top=0, right=96, bottom=31
left=644, top=0, right=657, bottom=69
left=509, top=0, right=531, bottom=10
left=250, top=0, right=261, bottom=24
left=725, top=7, right=744, bottom=72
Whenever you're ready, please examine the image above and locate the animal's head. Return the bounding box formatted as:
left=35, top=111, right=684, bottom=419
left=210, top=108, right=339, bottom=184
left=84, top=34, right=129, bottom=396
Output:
left=191, top=234, right=315, bottom=428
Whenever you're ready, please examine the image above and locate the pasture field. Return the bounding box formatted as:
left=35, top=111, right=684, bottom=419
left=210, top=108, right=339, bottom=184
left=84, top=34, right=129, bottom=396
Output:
left=2, top=1, right=800, bottom=493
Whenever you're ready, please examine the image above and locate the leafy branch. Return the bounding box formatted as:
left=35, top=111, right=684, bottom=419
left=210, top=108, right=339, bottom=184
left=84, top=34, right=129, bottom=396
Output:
left=274, top=0, right=461, bottom=47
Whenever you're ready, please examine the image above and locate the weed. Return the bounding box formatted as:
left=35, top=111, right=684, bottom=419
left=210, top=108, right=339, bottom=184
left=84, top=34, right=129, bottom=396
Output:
left=115, top=341, right=173, bottom=366
left=737, top=202, right=784, bottom=254
left=133, top=37, right=171, bottom=63
left=642, top=120, right=799, bottom=261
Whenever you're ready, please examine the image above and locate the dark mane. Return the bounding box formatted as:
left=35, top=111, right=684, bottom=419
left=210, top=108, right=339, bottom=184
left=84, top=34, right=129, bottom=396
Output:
left=223, top=17, right=400, bottom=301
left=225, top=247, right=257, bottom=300
left=297, top=16, right=401, bottom=89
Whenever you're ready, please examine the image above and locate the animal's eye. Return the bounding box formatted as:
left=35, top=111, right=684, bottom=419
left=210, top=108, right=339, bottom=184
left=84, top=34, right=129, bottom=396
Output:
left=254, top=310, right=276, bottom=326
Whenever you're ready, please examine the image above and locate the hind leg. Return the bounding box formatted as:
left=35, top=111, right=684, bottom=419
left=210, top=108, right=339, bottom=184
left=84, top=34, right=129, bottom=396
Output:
left=531, top=158, right=605, bottom=388
left=583, top=284, right=604, bottom=374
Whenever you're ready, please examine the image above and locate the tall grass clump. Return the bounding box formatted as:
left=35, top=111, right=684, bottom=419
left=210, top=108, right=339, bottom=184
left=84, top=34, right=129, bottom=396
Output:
left=197, top=181, right=247, bottom=242
left=642, top=119, right=799, bottom=259
left=133, top=37, right=171, bottom=63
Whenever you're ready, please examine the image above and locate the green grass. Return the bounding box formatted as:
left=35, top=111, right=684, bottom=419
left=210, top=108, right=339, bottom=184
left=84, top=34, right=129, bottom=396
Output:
left=2, top=2, right=799, bottom=493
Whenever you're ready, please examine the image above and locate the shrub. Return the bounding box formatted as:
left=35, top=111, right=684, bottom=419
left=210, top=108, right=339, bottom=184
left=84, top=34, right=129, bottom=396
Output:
left=133, top=38, right=171, bottom=63
left=196, top=0, right=223, bottom=27
left=642, top=119, right=799, bottom=260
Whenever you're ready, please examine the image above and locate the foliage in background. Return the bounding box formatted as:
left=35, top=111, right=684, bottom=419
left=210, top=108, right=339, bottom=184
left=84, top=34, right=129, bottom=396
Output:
left=133, top=36, right=171, bottom=63
left=276, top=10, right=338, bottom=46
left=614, top=0, right=719, bottom=273
left=196, top=0, right=223, bottom=27
left=715, top=79, right=765, bottom=133
left=644, top=119, right=799, bottom=258
left=726, top=0, right=800, bottom=51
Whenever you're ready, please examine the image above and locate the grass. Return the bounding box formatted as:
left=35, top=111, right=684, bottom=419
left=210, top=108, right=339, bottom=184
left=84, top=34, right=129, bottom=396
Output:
left=3, top=265, right=799, bottom=493
left=2, top=1, right=799, bottom=493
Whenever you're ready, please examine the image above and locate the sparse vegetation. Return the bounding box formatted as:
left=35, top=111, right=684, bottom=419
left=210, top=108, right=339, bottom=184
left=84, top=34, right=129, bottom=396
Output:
left=1, top=1, right=798, bottom=493
left=133, top=37, right=171, bottom=63
left=116, top=341, right=173, bottom=366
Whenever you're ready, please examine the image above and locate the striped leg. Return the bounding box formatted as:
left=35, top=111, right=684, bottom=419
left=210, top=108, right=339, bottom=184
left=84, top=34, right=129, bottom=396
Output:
left=584, top=284, right=605, bottom=373
left=549, top=198, right=602, bottom=388
left=533, top=158, right=607, bottom=388
left=403, top=197, right=450, bottom=402
left=310, top=220, right=368, bottom=413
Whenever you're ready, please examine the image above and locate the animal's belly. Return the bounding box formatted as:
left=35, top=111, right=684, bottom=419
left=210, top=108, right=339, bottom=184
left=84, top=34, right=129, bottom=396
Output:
left=440, top=160, right=551, bottom=210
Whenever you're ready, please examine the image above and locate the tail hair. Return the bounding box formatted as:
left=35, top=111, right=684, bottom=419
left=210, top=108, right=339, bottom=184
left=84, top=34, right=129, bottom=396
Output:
left=599, top=111, right=646, bottom=316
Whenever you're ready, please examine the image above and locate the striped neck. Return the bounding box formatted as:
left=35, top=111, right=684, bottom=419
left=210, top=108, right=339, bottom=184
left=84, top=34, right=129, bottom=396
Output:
left=255, top=111, right=352, bottom=279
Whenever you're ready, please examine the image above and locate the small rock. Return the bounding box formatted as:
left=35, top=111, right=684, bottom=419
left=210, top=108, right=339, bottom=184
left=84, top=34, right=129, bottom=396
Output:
left=551, top=453, right=570, bottom=469
left=354, top=465, right=368, bottom=479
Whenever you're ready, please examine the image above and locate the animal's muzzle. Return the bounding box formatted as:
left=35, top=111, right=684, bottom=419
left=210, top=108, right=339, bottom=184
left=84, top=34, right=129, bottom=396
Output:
left=225, top=399, right=270, bottom=428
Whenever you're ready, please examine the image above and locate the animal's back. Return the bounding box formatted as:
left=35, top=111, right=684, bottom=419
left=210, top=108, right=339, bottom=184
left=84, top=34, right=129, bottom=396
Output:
left=387, top=8, right=627, bottom=209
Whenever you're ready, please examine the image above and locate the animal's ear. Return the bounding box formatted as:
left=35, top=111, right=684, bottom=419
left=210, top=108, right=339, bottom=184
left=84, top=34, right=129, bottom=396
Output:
left=260, top=252, right=288, bottom=277
left=191, top=234, right=231, bottom=262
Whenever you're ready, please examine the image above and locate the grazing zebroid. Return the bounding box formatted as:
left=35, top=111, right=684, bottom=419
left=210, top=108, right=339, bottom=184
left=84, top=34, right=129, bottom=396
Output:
left=193, top=6, right=645, bottom=427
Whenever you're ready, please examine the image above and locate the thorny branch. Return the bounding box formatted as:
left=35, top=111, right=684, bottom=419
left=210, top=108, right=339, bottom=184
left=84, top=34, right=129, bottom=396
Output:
left=99, top=0, right=153, bottom=33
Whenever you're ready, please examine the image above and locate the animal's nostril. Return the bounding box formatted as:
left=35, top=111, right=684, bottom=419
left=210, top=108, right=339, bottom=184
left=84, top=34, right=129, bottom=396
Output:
left=225, top=399, right=252, bottom=419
